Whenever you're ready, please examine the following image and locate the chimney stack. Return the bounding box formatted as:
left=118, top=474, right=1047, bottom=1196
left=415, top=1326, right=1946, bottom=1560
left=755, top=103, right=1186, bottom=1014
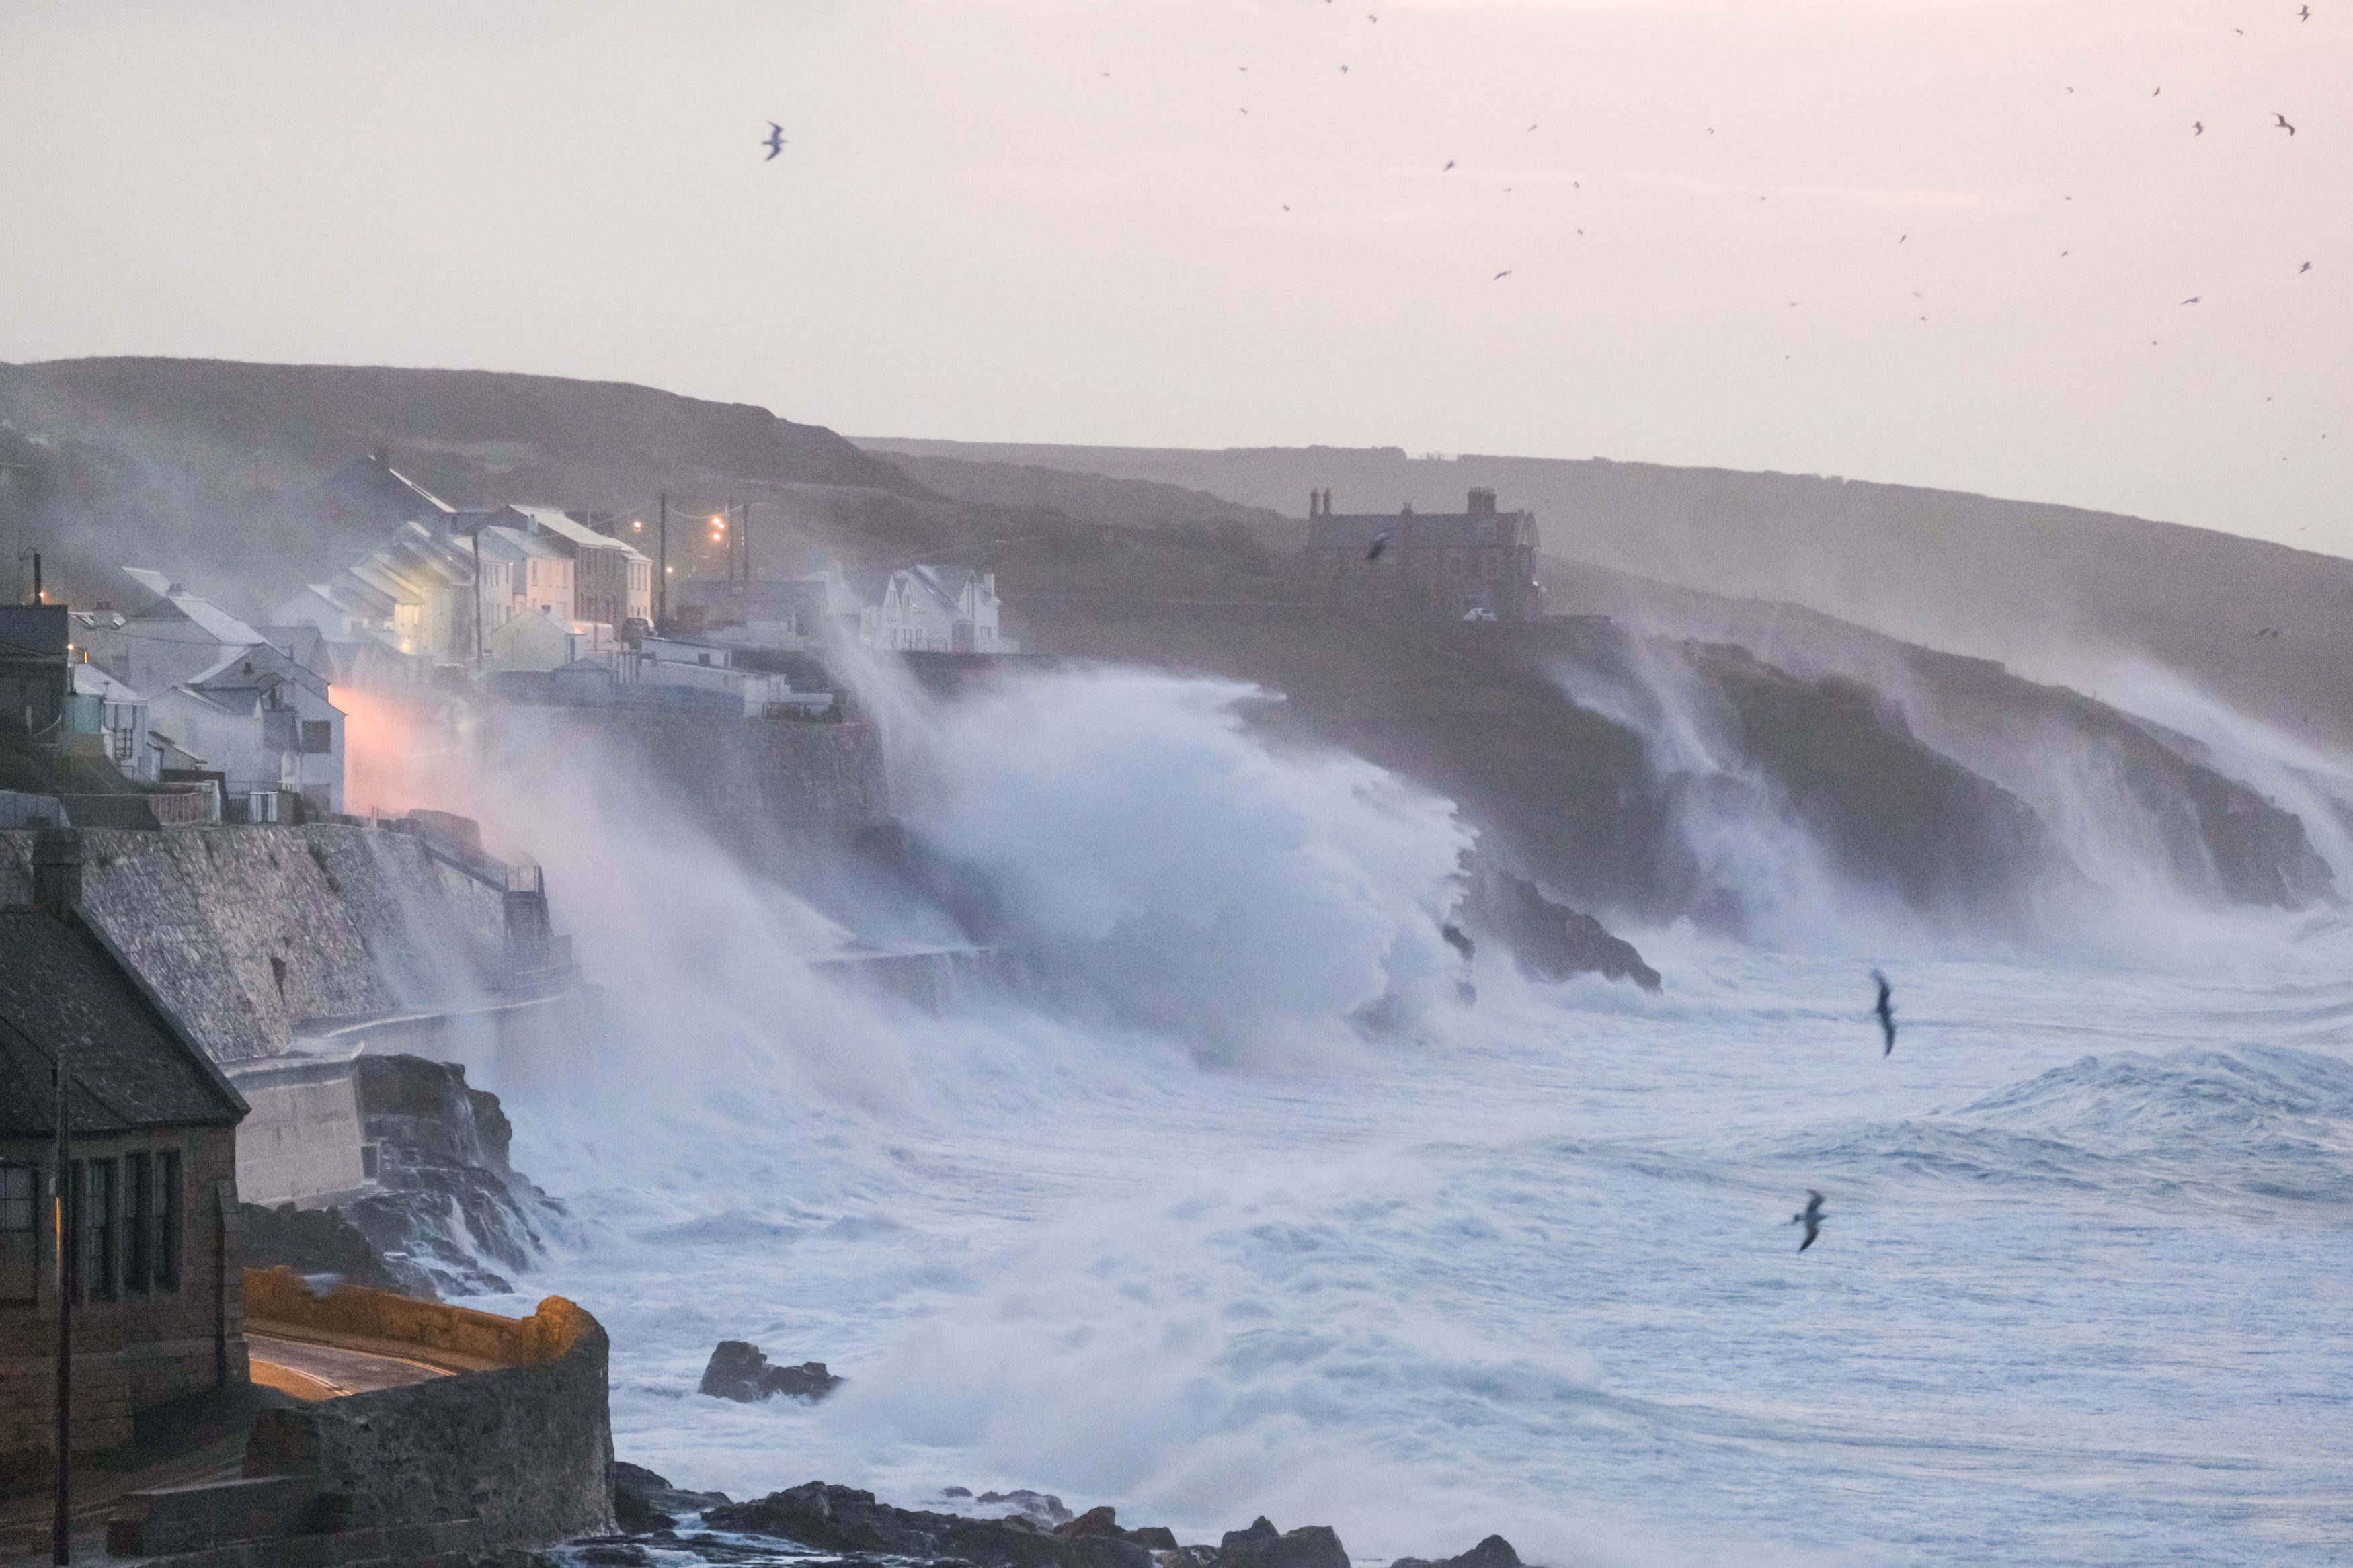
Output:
left=1468, top=487, right=1498, bottom=515
left=32, top=826, right=84, bottom=919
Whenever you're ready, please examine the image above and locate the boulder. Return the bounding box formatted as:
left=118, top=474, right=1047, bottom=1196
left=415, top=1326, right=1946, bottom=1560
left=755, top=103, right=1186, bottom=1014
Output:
left=1217, top=1516, right=1350, bottom=1568
left=980, top=1489, right=1075, bottom=1526
left=1392, top=1536, right=1522, bottom=1568
left=697, top=1341, right=846, bottom=1403
left=1458, top=861, right=1660, bottom=991
left=610, top=1461, right=731, bottom=1534
left=707, top=1482, right=1121, bottom=1568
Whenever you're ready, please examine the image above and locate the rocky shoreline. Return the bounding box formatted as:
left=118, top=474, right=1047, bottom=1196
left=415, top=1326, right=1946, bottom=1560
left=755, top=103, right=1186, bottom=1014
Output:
left=479, top=1470, right=1532, bottom=1568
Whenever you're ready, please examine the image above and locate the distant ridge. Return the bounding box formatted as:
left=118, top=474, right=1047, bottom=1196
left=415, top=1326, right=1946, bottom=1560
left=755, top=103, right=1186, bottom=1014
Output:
left=857, top=437, right=2353, bottom=749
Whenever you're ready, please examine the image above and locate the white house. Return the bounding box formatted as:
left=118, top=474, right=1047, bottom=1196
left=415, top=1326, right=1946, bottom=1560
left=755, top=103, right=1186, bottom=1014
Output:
left=863, top=566, right=1015, bottom=653
left=67, top=663, right=155, bottom=782
left=97, top=569, right=275, bottom=693
left=147, top=643, right=346, bottom=817
left=483, top=605, right=627, bottom=674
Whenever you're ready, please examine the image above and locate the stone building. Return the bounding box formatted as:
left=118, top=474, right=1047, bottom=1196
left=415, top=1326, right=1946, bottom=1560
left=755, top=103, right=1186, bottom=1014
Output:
left=1304, top=487, right=1544, bottom=622
left=0, top=828, right=250, bottom=1462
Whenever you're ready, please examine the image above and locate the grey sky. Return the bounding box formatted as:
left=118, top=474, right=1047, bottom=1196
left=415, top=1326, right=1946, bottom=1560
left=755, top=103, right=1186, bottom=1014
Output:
left=3, top=0, right=2346, bottom=552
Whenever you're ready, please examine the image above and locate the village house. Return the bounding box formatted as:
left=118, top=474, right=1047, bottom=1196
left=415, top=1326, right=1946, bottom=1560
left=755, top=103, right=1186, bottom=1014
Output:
left=672, top=567, right=866, bottom=649
left=145, top=643, right=346, bottom=818
left=1304, top=487, right=1544, bottom=623
left=0, top=828, right=250, bottom=1463
left=863, top=565, right=1016, bottom=653
left=78, top=571, right=278, bottom=696
left=483, top=506, right=653, bottom=630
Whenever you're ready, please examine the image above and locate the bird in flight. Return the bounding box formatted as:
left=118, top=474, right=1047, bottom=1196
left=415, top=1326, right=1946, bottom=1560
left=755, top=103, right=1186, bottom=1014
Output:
left=1791, top=1191, right=1827, bottom=1252
left=2182, top=296, right=2202, bottom=304
left=1493, top=270, right=1513, bottom=280
left=1365, top=531, right=1394, bottom=563
left=2275, top=112, right=2297, bottom=135
left=763, top=122, right=787, bottom=160
left=2302, top=261, right=2313, bottom=272
left=2194, top=121, right=2204, bottom=135
left=2153, top=85, right=2162, bottom=96
left=1443, top=160, right=1457, bottom=171
left=2300, top=4, right=2311, bottom=17
left=1872, top=970, right=1897, bottom=1056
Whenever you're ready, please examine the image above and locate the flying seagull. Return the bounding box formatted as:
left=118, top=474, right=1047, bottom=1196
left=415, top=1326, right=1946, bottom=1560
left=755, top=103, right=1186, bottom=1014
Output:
left=2182, top=296, right=2201, bottom=304
left=2274, top=112, right=2297, bottom=135
left=1443, top=160, right=1457, bottom=171
left=763, top=122, right=787, bottom=160
left=1493, top=270, right=1513, bottom=280
left=1791, top=1191, right=1827, bottom=1252
left=2194, top=120, right=2204, bottom=135
left=1365, top=531, right=1394, bottom=563
left=1872, top=970, right=1896, bottom=1055
left=2302, top=261, right=2313, bottom=272
left=2300, top=4, right=2310, bottom=17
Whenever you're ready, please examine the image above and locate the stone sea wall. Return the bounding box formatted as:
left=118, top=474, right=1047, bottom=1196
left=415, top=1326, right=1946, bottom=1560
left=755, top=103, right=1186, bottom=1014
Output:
left=0, top=824, right=507, bottom=1064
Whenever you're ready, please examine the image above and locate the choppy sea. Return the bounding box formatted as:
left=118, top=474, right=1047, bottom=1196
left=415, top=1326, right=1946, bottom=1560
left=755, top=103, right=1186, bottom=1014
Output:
left=444, top=671, right=2353, bottom=1568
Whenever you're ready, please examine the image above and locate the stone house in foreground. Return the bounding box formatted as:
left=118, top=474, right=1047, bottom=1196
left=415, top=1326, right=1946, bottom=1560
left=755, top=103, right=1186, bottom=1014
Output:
left=0, top=828, right=250, bottom=1461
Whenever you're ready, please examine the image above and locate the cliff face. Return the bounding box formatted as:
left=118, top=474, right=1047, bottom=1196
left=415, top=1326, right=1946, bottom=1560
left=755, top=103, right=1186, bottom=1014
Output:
left=0, top=823, right=508, bottom=1063
left=1009, top=603, right=2074, bottom=934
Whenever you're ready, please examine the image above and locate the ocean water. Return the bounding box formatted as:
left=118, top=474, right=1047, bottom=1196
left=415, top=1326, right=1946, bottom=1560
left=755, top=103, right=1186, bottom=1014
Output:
left=437, top=671, right=2353, bottom=1568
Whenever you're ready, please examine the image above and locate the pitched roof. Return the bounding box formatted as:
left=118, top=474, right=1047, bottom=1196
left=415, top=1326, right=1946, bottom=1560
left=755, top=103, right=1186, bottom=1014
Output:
left=0, top=905, right=247, bottom=1135
left=122, top=572, right=270, bottom=649
left=501, top=505, right=651, bottom=562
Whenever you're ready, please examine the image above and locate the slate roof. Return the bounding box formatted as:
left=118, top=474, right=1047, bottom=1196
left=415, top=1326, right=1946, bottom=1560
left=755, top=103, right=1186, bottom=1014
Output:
left=501, top=505, right=651, bottom=562
left=0, top=906, right=247, bottom=1136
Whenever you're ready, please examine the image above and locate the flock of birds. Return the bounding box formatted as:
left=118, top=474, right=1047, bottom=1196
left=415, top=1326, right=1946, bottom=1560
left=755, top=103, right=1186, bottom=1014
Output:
left=1786, top=969, right=1900, bottom=1254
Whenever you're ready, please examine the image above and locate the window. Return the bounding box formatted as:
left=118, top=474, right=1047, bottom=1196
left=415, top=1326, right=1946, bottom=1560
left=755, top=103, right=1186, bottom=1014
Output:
left=123, top=1153, right=149, bottom=1292
left=0, top=1163, right=35, bottom=1303
left=77, top=1159, right=115, bottom=1302
left=152, top=1152, right=179, bottom=1290
left=299, top=720, right=333, bottom=754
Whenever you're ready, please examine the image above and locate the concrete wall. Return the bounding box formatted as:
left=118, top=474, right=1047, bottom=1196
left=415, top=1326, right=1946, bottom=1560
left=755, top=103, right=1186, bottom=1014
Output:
left=0, top=1126, right=245, bottom=1460
left=243, top=1272, right=615, bottom=1550
left=0, top=825, right=508, bottom=1064
left=227, top=1057, right=369, bottom=1208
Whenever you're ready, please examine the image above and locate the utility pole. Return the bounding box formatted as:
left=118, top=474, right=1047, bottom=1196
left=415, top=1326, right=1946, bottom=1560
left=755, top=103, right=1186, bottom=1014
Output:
left=740, top=501, right=752, bottom=582
left=656, top=493, right=668, bottom=628
left=52, top=1054, right=71, bottom=1565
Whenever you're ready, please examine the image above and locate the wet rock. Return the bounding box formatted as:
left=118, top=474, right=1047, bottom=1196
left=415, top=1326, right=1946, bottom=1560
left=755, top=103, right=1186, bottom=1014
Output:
left=706, top=1483, right=1099, bottom=1568
left=698, top=1341, right=846, bottom=1403
left=1392, top=1536, right=1521, bottom=1568
left=344, top=1053, right=566, bottom=1298
left=1127, top=1528, right=1180, bottom=1551
left=1217, top=1517, right=1349, bottom=1568
left=1458, top=860, right=1660, bottom=991
left=944, top=1487, right=975, bottom=1499
left=1159, top=1548, right=1219, bottom=1568
left=612, top=1461, right=731, bottom=1534
left=978, top=1491, right=1074, bottom=1526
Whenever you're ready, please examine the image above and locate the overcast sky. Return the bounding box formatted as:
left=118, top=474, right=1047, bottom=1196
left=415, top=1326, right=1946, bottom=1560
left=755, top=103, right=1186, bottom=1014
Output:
left=3, top=1, right=2346, bottom=550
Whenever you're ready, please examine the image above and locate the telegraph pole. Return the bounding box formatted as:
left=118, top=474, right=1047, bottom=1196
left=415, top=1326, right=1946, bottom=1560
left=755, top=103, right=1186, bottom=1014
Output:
left=471, top=527, right=485, bottom=671
left=656, top=493, right=668, bottom=628
left=52, top=1053, right=71, bottom=1565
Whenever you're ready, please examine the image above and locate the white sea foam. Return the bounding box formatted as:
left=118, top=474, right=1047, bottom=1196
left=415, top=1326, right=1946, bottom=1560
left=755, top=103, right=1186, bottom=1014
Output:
left=416, top=668, right=2353, bottom=1568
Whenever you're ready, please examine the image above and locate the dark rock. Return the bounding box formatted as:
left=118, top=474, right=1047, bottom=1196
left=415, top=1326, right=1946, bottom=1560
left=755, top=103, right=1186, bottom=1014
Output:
left=1164, top=1548, right=1220, bottom=1568
left=944, top=1487, right=975, bottom=1499
left=1128, top=1528, right=1180, bottom=1551
left=344, top=1054, right=566, bottom=1298
left=237, top=1200, right=407, bottom=1295
left=707, top=1483, right=1123, bottom=1568
left=612, top=1461, right=731, bottom=1534
left=1392, top=1536, right=1521, bottom=1568
left=1058, top=1508, right=1123, bottom=1540
left=698, top=1341, right=846, bottom=1403
left=1217, top=1517, right=1349, bottom=1568
left=1459, top=860, right=1660, bottom=991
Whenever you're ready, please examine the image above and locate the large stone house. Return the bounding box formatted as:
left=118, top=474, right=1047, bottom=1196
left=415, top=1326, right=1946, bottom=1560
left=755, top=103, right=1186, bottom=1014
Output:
left=484, top=507, right=653, bottom=630
left=0, top=829, right=250, bottom=1462
left=1304, top=487, right=1544, bottom=622
left=864, top=565, right=1015, bottom=653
